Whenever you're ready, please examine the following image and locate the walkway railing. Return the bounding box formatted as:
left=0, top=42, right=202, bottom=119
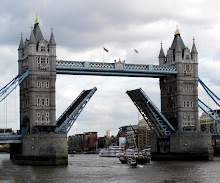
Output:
left=56, top=60, right=178, bottom=77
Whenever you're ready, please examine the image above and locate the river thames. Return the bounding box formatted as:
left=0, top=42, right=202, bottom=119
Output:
left=0, top=153, right=220, bottom=183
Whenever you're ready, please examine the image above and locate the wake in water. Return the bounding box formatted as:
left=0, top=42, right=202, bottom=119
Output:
left=127, top=164, right=144, bottom=168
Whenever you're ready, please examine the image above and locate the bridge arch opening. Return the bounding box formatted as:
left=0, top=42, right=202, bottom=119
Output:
left=21, top=116, right=30, bottom=134
left=56, top=75, right=160, bottom=136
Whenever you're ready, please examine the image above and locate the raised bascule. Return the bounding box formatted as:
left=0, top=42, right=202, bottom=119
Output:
left=0, top=17, right=215, bottom=165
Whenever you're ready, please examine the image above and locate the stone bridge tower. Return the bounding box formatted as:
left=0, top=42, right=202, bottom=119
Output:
left=151, top=29, right=213, bottom=161
left=159, top=28, right=199, bottom=132
left=18, top=16, right=57, bottom=134
left=12, top=16, right=67, bottom=165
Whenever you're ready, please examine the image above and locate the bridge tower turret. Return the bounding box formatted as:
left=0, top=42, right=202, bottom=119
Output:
left=158, top=42, right=165, bottom=65
left=18, top=33, right=24, bottom=61
left=159, top=28, right=199, bottom=132
left=18, top=16, right=57, bottom=134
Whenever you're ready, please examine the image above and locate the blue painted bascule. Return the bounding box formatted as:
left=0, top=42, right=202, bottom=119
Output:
left=126, top=88, right=176, bottom=139
left=56, top=87, right=97, bottom=134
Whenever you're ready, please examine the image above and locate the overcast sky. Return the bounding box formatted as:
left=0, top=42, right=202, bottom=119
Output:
left=0, top=0, right=220, bottom=136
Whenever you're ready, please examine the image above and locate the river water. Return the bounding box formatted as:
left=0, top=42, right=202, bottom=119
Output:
left=0, top=153, right=220, bottom=183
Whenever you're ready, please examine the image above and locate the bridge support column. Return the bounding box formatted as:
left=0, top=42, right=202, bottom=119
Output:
left=10, top=134, right=68, bottom=165
left=150, top=132, right=214, bottom=160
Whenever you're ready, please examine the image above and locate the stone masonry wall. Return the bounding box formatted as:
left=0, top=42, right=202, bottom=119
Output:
left=170, top=132, right=213, bottom=153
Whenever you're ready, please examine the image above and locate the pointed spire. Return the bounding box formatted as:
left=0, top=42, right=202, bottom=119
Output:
left=35, top=13, right=39, bottom=25
left=191, top=37, right=198, bottom=54
left=29, top=27, right=36, bottom=45
left=33, top=21, right=44, bottom=44
left=159, top=41, right=165, bottom=57
left=18, top=32, right=24, bottom=50
left=171, top=26, right=185, bottom=51
left=175, top=35, right=182, bottom=53
left=175, top=25, right=180, bottom=36
left=49, top=28, right=56, bottom=45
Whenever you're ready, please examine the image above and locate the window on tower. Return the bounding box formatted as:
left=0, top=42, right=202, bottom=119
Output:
left=46, top=112, right=49, bottom=122
left=191, top=101, right=193, bottom=108
left=37, top=81, right=41, bottom=88
left=186, top=101, right=190, bottom=107
left=41, top=113, right=44, bottom=122
left=46, top=98, right=49, bottom=106
left=37, top=98, right=41, bottom=106
left=46, top=81, right=49, bottom=88
left=41, top=58, right=45, bottom=64
left=41, top=98, right=45, bottom=106
left=41, top=46, right=45, bottom=52
left=185, top=64, right=190, bottom=71
left=37, top=112, right=41, bottom=122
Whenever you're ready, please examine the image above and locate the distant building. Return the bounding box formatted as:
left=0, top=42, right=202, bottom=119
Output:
left=98, top=137, right=105, bottom=148
left=138, top=118, right=151, bottom=148
left=116, top=126, right=129, bottom=146
left=200, top=110, right=220, bottom=133
left=126, top=125, right=138, bottom=149
left=83, top=132, right=98, bottom=151
left=104, top=136, right=117, bottom=147
left=106, top=130, right=111, bottom=137
left=68, top=132, right=98, bottom=153
left=0, top=128, right=12, bottom=133
left=121, top=119, right=151, bottom=150
left=68, top=134, right=84, bottom=153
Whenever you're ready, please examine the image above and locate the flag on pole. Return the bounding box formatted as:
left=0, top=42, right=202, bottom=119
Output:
left=103, top=47, right=109, bottom=52
left=134, top=49, right=138, bottom=53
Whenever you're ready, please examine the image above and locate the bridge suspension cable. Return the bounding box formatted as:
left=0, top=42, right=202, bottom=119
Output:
left=198, top=78, right=220, bottom=107
left=198, top=99, right=220, bottom=124
left=0, top=70, right=29, bottom=103
left=198, top=78, right=220, bottom=124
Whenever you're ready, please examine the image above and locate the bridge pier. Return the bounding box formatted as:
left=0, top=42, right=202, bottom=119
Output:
left=10, top=134, right=68, bottom=165
left=150, top=132, right=214, bottom=161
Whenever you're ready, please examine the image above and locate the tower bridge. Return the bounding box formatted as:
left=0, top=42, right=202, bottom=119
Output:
left=0, top=17, right=214, bottom=165
left=55, top=60, right=178, bottom=77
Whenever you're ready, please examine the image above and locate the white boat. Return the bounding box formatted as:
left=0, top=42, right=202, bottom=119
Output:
left=99, top=146, right=124, bottom=157
left=118, top=124, right=151, bottom=165
left=118, top=147, right=151, bottom=164
left=127, top=157, right=138, bottom=167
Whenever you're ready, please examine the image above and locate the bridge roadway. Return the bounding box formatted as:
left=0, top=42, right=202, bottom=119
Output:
left=56, top=60, right=178, bottom=77
left=0, top=134, right=21, bottom=143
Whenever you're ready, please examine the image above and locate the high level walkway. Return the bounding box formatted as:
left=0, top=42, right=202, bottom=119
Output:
left=56, top=60, right=178, bottom=78
left=127, top=88, right=176, bottom=139
left=56, top=87, right=97, bottom=133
